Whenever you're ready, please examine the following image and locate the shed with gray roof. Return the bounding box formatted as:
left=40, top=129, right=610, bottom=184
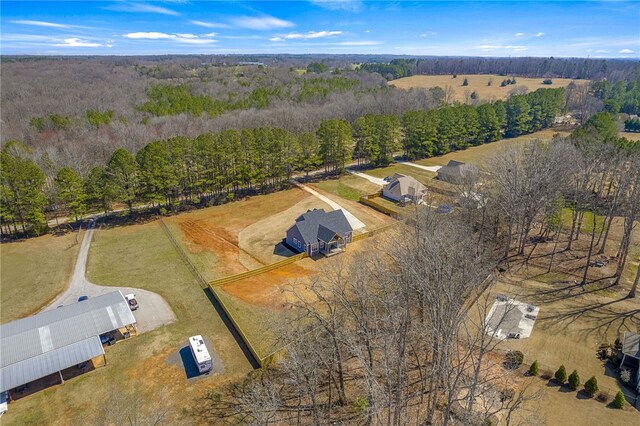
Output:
left=437, top=160, right=479, bottom=184
left=0, top=291, right=136, bottom=394
left=286, top=209, right=353, bottom=257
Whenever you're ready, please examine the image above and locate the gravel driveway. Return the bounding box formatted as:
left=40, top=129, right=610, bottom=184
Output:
left=43, top=223, right=176, bottom=334
left=395, top=160, right=442, bottom=173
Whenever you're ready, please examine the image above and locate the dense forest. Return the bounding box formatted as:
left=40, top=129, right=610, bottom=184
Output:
left=1, top=87, right=564, bottom=236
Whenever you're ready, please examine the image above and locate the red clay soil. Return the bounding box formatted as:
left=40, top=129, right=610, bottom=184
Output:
left=179, top=219, right=263, bottom=276
left=221, top=263, right=313, bottom=307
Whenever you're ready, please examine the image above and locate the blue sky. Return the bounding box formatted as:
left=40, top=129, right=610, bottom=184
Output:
left=1, top=1, right=638, bottom=57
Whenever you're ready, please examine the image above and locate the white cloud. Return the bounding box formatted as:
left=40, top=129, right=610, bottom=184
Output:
left=309, top=0, right=363, bottom=12
left=270, top=31, right=342, bottom=42
left=515, top=32, right=525, bottom=36
left=231, top=15, right=294, bottom=30
left=105, top=2, right=180, bottom=16
left=190, top=20, right=232, bottom=29
left=420, top=31, right=437, bottom=37
left=122, top=32, right=217, bottom=44
left=54, top=38, right=103, bottom=47
left=365, top=30, right=370, bottom=33
left=11, top=20, right=90, bottom=29
left=619, top=49, right=634, bottom=54
left=536, top=32, right=544, bottom=37
left=477, top=44, right=527, bottom=52
left=596, top=49, right=610, bottom=53
left=339, top=41, right=382, bottom=46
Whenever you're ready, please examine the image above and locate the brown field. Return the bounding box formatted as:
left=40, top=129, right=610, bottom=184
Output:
left=390, top=74, right=588, bottom=103
left=414, top=128, right=571, bottom=168
left=621, top=131, right=640, bottom=142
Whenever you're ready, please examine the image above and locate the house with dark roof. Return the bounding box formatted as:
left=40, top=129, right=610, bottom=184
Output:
left=621, top=331, right=640, bottom=393
left=285, top=209, right=353, bottom=257
left=382, top=174, right=427, bottom=204
left=437, top=160, right=479, bottom=184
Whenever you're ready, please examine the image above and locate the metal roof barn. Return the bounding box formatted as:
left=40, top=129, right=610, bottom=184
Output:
left=0, top=291, right=136, bottom=393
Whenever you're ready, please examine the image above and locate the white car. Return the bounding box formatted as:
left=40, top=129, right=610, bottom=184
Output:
left=0, top=391, right=8, bottom=417
left=125, top=293, right=139, bottom=311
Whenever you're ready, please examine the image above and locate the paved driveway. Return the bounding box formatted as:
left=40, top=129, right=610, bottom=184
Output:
left=395, top=160, right=442, bottom=173
left=43, top=224, right=176, bottom=334
left=346, top=169, right=386, bottom=186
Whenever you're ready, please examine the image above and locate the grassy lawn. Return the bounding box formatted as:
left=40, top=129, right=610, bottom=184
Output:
left=390, top=74, right=587, bottom=103
left=313, top=174, right=380, bottom=200
left=1, top=231, right=80, bottom=323
left=413, top=129, right=571, bottom=168
left=620, top=131, right=640, bottom=142
left=2, top=221, right=253, bottom=425
left=561, top=208, right=606, bottom=234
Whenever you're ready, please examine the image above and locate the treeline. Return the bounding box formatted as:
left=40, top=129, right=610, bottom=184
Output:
left=592, top=78, right=640, bottom=114
left=362, top=56, right=639, bottom=81
left=0, top=87, right=566, bottom=237
left=359, top=59, right=417, bottom=80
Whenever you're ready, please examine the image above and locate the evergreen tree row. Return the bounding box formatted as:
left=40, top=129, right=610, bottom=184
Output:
left=1, top=88, right=566, bottom=237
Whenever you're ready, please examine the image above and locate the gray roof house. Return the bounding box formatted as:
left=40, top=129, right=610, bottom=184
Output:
left=621, top=331, right=640, bottom=392
left=437, top=160, right=479, bottom=184
left=382, top=174, right=427, bottom=204
left=286, top=209, right=353, bottom=257
left=0, top=291, right=136, bottom=394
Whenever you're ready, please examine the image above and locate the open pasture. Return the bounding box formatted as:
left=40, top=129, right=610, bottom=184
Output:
left=390, top=74, right=588, bottom=102
left=1, top=231, right=80, bottom=323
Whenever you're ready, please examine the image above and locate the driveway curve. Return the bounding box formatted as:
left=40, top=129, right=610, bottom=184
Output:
left=43, top=224, right=176, bottom=334
left=395, top=160, right=442, bottom=173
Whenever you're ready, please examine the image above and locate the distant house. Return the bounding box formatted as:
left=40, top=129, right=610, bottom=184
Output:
left=286, top=209, right=353, bottom=256
left=621, top=331, right=640, bottom=393
left=437, top=160, right=478, bottom=184
left=382, top=174, right=427, bottom=204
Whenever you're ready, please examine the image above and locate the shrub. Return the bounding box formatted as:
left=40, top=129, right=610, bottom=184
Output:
left=614, top=337, right=622, bottom=350
left=528, top=360, right=539, bottom=376
left=500, top=388, right=515, bottom=402
left=554, top=365, right=567, bottom=383
left=470, top=91, right=478, bottom=100
left=354, top=396, right=369, bottom=411
left=613, top=391, right=625, bottom=409
left=452, top=74, right=457, bottom=78
left=584, top=376, right=599, bottom=396
left=620, top=367, right=631, bottom=384
left=462, top=78, right=469, bottom=86
left=505, top=351, right=524, bottom=369
left=568, top=370, right=580, bottom=390
left=542, top=79, right=553, bottom=85
left=596, top=391, right=609, bottom=403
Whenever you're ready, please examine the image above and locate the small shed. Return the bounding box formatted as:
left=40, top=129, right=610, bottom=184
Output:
left=437, top=160, right=478, bottom=184
left=382, top=174, right=427, bottom=204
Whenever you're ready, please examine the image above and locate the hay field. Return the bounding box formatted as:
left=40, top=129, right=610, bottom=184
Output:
left=391, top=74, right=588, bottom=102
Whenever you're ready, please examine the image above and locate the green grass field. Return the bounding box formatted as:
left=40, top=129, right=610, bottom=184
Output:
left=1, top=232, right=80, bottom=323
left=561, top=208, right=605, bottom=234
left=313, top=174, right=381, bottom=200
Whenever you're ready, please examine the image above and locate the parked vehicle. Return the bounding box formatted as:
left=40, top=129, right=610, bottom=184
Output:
left=78, top=295, right=89, bottom=302
left=189, top=335, right=212, bottom=374
left=0, top=391, right=8, bottom=417
left=100, top=334, right=115, bottom=346
left=125, top=293, right=139, bottom=311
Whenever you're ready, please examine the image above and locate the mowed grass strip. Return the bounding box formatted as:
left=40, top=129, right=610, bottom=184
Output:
left=313, top=174, right=381, bottom=200
left=1, top=232, right=80, bottom=323
left=390, top=74, right=587, bottom=103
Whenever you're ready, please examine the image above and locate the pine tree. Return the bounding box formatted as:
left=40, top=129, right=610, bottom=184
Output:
left=613, top=391, right=625, bottom=408
left=554, top=365, right=567, bottom=383
left=528, top=360, right=539, bottom=376
left=568, top=370, right=580, bottom=390
left=105, top=148, right=139, bottom=214
left=55, top=167, right=87, bottom=221
left=584, top=376, right=598, bottom=396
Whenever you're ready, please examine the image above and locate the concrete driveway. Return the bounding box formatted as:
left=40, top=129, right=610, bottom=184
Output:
left=395, top=160, right=442, bottom=173
left=346, top=169, right=386, bottom=186
left=43, top=224, right=176, bottom=334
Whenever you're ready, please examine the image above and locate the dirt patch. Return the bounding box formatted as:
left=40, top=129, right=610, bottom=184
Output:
left=221, top=262, right=314, bottom=307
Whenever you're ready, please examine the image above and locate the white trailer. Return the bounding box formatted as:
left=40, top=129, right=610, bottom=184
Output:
left=189, top=335, right=212, bottom=373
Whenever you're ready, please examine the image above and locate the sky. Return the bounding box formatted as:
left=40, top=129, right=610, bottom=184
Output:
left=1, top=1, right=639, bottom=57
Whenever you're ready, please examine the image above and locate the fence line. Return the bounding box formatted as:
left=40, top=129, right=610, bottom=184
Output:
left=209, top=252, right=307, bottom=287
left=158, top=219, right=209, bottom=290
